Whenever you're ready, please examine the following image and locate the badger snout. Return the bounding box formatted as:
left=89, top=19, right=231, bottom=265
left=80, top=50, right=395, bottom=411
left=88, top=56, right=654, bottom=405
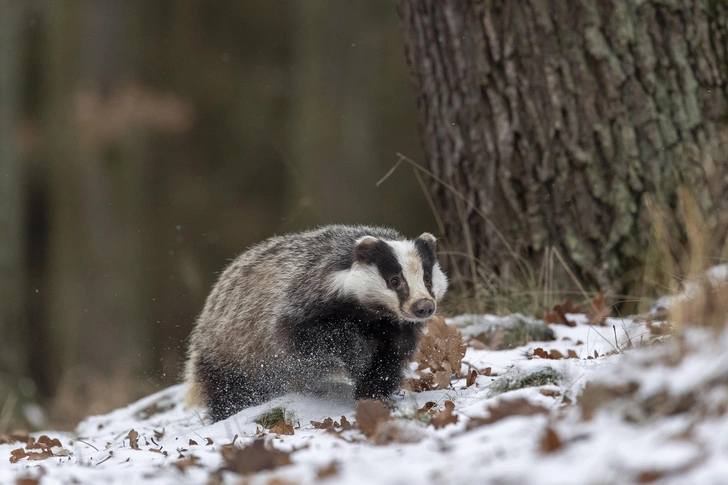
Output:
left=412, top=299, right=435, bottom=319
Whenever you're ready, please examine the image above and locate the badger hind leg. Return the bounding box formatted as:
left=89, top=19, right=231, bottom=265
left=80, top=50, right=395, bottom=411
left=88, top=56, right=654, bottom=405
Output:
left=194, top=354, right=274, bottom=422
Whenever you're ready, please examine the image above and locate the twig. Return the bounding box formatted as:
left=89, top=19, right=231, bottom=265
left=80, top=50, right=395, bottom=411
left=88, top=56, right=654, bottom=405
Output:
left=76, top=439, right=99, bottom=452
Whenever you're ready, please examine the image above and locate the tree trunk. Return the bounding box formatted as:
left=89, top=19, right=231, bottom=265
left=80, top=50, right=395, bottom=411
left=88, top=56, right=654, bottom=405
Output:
left=397, top=0, right=728, bottom=305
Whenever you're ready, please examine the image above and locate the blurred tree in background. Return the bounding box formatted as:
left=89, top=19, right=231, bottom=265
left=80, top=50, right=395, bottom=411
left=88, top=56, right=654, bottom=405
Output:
left=0, top=0, right=432, bottom=429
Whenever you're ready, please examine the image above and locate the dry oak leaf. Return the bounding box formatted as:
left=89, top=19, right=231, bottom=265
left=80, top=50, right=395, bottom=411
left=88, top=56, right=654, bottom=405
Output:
left=416, top=401, right=438, bottom=418
left=16, top=478, right=39, bottom=485
left=173, top=454, right=201, bottom=472
left=27, top=435, right=62, bottom=451
left=355, top=399, right=391, bottom=439
left=532, top=347, right=567, bottom=360
left=466, top=369, right=478, bottom=388
left=310, top=417, right=335, bottom=430
left=9, top=448, right=27, bottom=464
left=430, top=400, right=459, bottom=430
left=127, top=429, right=140, bottom=450
left=467, top=398, right=549, bottom=429
left=410, top=317, right=466, bottom=391
left=339, top=416, right=353, bottom=431
left=317, top=461, right=341, bottom=480
left=27, top=451, right=53, bottom=461
left=544, top=300, right=581, bottom=326
left=269, top=420, right=294, bottom=436
left=587, top=289, right=611, bottom=325
left=540, top=426, right=562, bottom=453
left=221, top=439, right=292, bottom=475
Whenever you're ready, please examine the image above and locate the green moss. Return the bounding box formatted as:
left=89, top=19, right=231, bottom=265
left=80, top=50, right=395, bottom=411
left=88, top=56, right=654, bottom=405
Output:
left=488, top=366, right=564, bottom=397
left=255, top=407, right=295, bottom=428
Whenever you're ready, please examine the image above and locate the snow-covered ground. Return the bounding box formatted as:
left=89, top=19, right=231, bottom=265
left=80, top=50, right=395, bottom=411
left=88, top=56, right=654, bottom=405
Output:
left=2, top=312, right=726, bottom=485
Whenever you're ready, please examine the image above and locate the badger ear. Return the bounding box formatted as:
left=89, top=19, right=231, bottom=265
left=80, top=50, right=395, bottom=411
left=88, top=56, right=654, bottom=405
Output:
left=354, top=235, right=379, bottom=263
left=418, top=232, right=437, bottom=253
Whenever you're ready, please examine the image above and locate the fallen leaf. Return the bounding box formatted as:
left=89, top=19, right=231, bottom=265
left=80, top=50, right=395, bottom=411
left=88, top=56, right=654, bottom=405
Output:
left=316, top=461, right=340, bottom=480
left=544, top=300, right=581, bottom=326
left=127, top=430, right=140, bottom=450
left=269, top=420, right=294, bottom=436
left=567, top=349, right=579, bottom=359
left=466, top=369, right=478, bottom=387
left=355, top=400, right=390, bottom=439
left=205, top=437, right=214, bottom=445
left=221, top=439, right=292, bottom=475
left=30, top=435, right=61, bottom=451
left=339, top=416, right=353, bottom=431
left=311, top=418, right=335, bottom=429
left=484, top=367, right=492, bottom=376
left=9, top=448, right=27, bottom=464
left=188, top=439, right=198, bottom=446
left=416, top=401, right=437, bottom=417
left=15, top=478, right=39, bottom=485
left=587, top=290, right=611, bottom=325
left=539, top=389, right=561, bottom=397
left=549, top=349, right=564, bottom=359
left=267, top=478, right=297, bottom=485
left=637, top=470, right=665, bottom=483
left=153, top=428, right=165, bottom=440
left=468, top=398, right=549, bottom=429
left=409, top=317, right=467, bottom=391
left=432, top=366, right=452, bottom=390
left=173, top=454, right=200, bottom=471
left=533, top=347, right=567, bottom=360
left=540, top=426, right=562, bottom=453
left=27, top=451, right=53, bottom=461
left=430, top=400, right=459, bottom=429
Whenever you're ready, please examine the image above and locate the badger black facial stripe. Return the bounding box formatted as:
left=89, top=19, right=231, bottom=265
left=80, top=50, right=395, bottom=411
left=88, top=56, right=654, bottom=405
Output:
left=414, top=238, right=436, bottom=297
left=385, top=239, right=434, bottom=317
left=358, top=238, right=402, bottom=277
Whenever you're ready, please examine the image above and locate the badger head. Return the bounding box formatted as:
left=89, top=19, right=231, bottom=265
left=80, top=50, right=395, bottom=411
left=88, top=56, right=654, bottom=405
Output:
left=331, top=232, right=448, bottom=322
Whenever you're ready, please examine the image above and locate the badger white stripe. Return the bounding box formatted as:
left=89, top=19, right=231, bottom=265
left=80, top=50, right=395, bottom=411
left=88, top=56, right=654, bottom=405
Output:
left=328, top=264, right=399, bottom=309
left=431, top=262, right=448, bottom=300
left=386, top=240, right=430, bottom=301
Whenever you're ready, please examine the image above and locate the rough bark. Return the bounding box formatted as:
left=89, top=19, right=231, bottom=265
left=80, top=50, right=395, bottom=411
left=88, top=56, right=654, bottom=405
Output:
left=397, top=0, right=728, bottom=300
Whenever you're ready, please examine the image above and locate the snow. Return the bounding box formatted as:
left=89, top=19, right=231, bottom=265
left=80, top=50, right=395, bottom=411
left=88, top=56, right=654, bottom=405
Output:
left=3, top=312, right=728, bottom=485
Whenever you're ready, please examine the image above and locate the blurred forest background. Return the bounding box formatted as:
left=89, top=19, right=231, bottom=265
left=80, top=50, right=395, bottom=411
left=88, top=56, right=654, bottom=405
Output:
left=3, top=0, right=728, bottom=432
left=0, top=0, right=435, bottom=430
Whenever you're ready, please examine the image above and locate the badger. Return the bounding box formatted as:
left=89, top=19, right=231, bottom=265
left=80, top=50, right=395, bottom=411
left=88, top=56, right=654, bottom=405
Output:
left=184, top=224, right=448, bottom=422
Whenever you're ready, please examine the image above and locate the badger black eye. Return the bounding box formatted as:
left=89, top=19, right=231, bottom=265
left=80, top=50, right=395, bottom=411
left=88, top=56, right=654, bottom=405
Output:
left=390, top=276, right=400, bottom=288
